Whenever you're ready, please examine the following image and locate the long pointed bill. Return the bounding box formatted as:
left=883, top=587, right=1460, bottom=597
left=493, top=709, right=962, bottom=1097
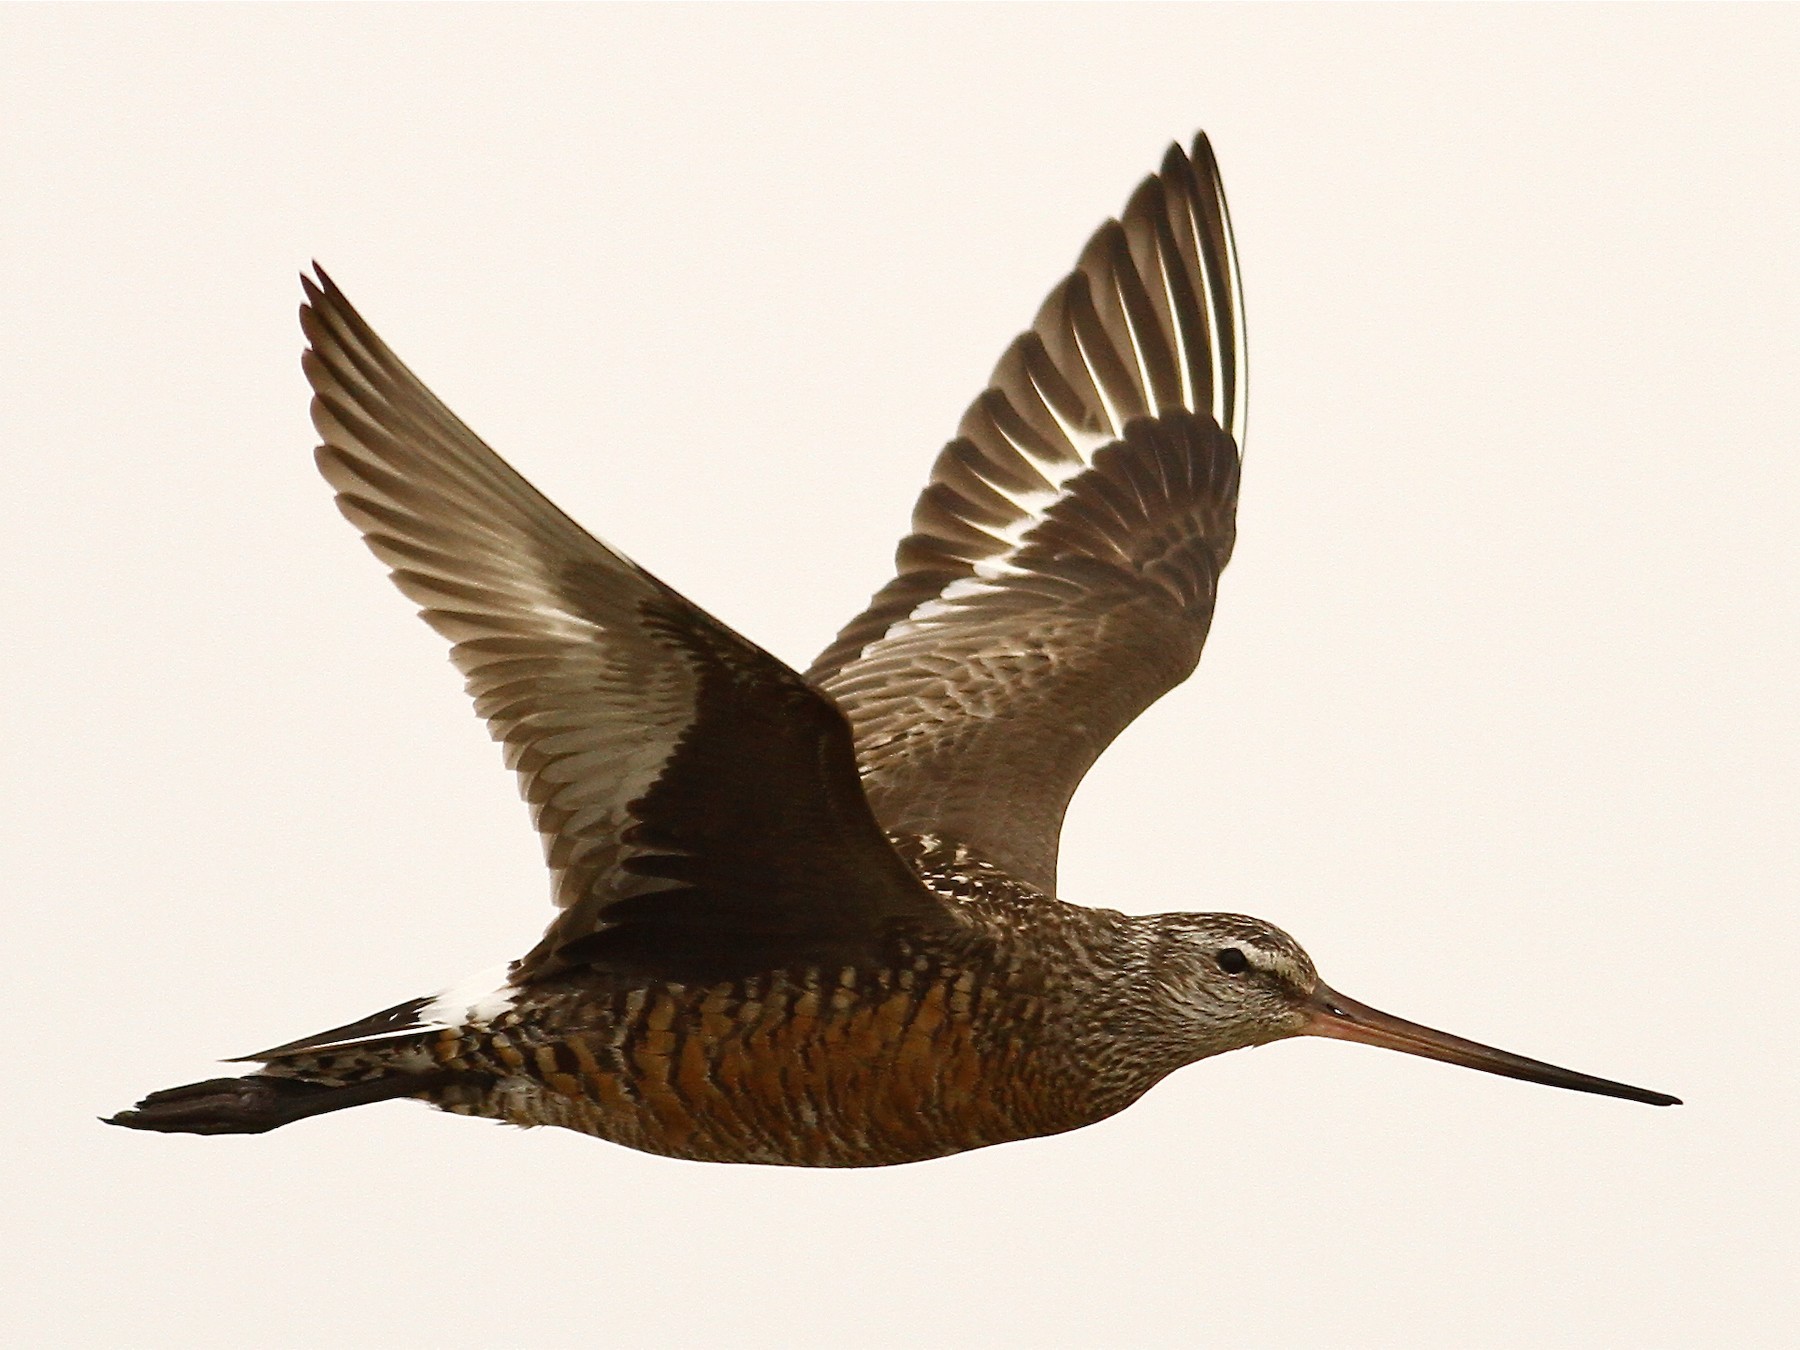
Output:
left=1302, top=986, right=1680, bottom=1106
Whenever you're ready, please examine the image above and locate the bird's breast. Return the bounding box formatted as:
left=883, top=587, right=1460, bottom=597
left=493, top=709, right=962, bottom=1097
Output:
left=427, top=950, right=1137, bottom=1167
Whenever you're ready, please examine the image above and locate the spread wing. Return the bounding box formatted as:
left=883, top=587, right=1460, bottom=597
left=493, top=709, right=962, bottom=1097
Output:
left=302, top=270, right=946, bottom=985
left=807, top=135, right=1246, bottom=895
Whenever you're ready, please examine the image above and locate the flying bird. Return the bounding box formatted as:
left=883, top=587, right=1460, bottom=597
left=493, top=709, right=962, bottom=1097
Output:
left=110, top=135, right=1677, bottom=1164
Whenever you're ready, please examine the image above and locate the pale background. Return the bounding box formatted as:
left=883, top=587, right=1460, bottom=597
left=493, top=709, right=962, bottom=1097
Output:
left=5, top=6, right=1795, bottom=1348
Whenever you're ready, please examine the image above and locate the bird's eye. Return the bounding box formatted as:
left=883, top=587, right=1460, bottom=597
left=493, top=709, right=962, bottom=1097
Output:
left=1217, top=947, right=1250, bottom=975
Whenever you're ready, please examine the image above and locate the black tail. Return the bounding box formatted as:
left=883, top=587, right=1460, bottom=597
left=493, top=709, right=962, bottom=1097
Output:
left=105, top=1069, right=471, bottom=1136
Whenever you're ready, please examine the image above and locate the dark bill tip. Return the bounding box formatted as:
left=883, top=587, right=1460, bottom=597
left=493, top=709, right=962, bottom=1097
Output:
left=1303, top=986, right=1680, bottom=1107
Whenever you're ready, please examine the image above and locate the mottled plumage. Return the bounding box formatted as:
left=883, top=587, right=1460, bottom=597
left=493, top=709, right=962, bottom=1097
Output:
left=110, top=135, right=1676, bottom=1160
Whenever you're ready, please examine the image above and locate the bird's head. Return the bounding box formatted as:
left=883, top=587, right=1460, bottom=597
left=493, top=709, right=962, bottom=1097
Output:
left=1141, top=912, right=1679, bottom=1106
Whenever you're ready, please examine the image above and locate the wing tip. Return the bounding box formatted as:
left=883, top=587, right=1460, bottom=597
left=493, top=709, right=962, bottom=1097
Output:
left=224, top=994, right=440, bottom=1062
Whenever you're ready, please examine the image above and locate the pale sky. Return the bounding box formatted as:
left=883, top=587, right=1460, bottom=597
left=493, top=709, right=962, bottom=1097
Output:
left=6, top=6, right=1796, bottom=1348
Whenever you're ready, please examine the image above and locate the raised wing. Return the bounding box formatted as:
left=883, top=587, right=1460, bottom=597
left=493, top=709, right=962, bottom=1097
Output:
left=808, top=135, right=1246, bottom=895
left=302, top=270, right=945, bottom=984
